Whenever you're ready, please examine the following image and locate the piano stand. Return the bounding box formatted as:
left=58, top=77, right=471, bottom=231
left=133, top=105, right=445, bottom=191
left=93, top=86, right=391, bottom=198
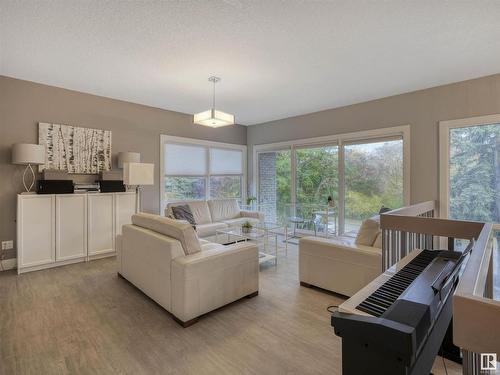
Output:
left=440, top=319, right=462, bottom=364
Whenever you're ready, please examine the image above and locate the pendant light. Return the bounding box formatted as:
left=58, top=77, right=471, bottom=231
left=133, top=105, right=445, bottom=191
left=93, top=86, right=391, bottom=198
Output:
left=193, top=76, right=235, bottom=127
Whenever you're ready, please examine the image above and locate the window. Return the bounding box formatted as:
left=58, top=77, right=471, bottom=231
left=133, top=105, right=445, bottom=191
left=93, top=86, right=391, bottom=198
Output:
left=161, top=136, right=246, bottom=211
left=165, top=177, right=206, bottom=201
left=254, top=126, right=409, bottom=234
left=440, top=117, right=500, bottom=224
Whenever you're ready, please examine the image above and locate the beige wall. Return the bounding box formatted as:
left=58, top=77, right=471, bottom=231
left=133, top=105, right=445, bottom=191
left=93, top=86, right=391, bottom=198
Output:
left=247, top=73, right=500, bottom=207
left=3, top=73, right=500, bottom=261
left=0, top=76, right=246, bottom=260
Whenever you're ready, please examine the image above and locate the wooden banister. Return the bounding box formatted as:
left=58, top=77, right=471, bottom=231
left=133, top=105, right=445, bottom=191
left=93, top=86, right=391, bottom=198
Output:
left=380, top=201, right=498, bottom=373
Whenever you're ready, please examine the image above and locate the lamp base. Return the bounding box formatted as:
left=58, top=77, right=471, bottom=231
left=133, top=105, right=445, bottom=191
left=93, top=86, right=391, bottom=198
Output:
left=22, top=164, right=36, bottom=193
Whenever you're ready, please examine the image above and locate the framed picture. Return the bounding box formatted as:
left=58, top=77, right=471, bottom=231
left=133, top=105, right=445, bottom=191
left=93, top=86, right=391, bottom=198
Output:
left=38, top=122, right=112, bottom=174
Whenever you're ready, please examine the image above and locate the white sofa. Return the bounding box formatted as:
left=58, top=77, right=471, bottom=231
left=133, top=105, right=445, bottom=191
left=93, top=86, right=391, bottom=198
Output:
left=299, top=216, right=382, bottom=297
left=117, top=212, right=259, bottom=327
left=166, top=199, right=264, bottom=239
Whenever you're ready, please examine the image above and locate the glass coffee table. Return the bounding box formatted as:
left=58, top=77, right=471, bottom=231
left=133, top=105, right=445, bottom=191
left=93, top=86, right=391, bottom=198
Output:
left=215, top=225, right=279, bottom=266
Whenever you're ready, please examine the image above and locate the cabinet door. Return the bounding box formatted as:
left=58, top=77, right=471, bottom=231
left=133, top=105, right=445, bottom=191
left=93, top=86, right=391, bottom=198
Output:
left=56, top=194, right=87, bottom=261
left=114, top=193, right=136, bottom=236
left=88, top=194, right=114, bottom=255
left=17, top=195, right=55, bottom=268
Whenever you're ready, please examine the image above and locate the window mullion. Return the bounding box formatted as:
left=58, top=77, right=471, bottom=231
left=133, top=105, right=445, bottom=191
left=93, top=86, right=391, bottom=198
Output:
left=338, top=140, right=346, bottom=235
left=206, top=147, right=210, bottom=199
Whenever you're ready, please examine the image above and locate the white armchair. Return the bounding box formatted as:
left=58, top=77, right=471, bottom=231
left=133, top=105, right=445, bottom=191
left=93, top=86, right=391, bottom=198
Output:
left=299, top=216, right=382, bottom=297
left=117, top=213, right=259, bottom=327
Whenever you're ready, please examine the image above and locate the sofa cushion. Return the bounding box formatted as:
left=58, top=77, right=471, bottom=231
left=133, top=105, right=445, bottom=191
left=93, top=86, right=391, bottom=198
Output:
left=208, top=199, right=240, bottom=222
left=132, top=213, right=202, bottom=255
left=196, top=222, right=228, bottom=238
left=166, top=201, right=213, bottom=224
left=355, top=216, right=380, bottom=246
left=200, top=241, right=226, bottom=252
left=171, top=205, right=196, bottom=229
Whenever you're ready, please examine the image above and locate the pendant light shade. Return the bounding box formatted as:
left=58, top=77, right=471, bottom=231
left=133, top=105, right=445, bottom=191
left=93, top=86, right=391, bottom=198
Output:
left=193, top=109, right=235, bottom=128
left=194, top=76, right=235, bottom=128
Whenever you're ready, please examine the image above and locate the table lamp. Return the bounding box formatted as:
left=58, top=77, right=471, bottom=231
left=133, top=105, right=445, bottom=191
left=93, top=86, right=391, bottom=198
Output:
left=12, top=143, right=46, bottom=193
left=123, top=162, right=154, bottom=212
left=118, top=152, right=140, bottom=169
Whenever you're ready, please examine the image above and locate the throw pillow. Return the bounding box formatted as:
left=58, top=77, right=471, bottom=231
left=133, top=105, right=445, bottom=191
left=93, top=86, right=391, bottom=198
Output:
left=372, top=232, right=382, bottom=248
left=171, top=205, right=196, bottom=229
left=355, top=217, right=380, bottom=246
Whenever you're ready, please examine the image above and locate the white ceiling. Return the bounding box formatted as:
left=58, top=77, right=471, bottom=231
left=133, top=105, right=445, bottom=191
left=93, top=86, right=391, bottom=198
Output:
left=2, top=1, right=500, bottom=125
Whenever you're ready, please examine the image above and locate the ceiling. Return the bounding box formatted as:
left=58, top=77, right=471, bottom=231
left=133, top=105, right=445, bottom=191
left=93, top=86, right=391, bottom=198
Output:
left=2, top=1, right=500, bottom=125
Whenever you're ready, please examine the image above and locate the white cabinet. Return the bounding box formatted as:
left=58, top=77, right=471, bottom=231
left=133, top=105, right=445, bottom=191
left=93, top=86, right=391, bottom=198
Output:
left=56, top=194, right=87, bottom=261
left=17, top=192, right=136, bottom=273
left=88, top=194, right=115, bottom=256
left=115, top=192, right=136, bottom=236
left=17, top=194, right=55, bottom=268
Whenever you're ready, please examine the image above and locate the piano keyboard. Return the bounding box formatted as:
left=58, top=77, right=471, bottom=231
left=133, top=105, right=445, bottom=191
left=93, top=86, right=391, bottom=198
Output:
left=356, top=250, right=439, bottom=317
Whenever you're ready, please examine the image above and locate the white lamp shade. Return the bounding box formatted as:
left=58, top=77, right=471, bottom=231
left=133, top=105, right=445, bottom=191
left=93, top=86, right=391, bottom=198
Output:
left=118, top=152, right=141, bottom=168
left=12, top=143, right=45, bottom=165
left=123, top=163, right=154, bottom=185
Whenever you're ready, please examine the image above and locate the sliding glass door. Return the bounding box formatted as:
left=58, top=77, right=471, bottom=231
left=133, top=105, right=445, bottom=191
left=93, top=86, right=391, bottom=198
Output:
left=255, top=127, right=408, bottom=235
left=344, top=138, right=404, bottom=233
left=295, top=145, right=338, bottom=206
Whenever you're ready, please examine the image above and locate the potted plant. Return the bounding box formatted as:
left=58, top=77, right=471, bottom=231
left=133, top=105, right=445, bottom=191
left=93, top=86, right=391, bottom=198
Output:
left=242, top=221, right=253, bottom=234
left=246, top=196, right=257, bottom=208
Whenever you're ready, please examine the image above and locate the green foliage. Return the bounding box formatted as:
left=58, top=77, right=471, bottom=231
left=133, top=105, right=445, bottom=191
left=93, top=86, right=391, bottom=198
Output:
left=449, top=124, right=500, bottom=223
left=296, top=146, right=338, bottom=205
left=345, top=191, right=383, bottom=219
left=246, top=196, right=257, bottom=205
left=273, top=141, right=404, bottom=222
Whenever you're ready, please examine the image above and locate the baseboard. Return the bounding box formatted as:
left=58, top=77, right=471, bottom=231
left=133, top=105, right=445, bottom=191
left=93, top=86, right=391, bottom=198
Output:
left=88, top=252, right=116, bottom=261
left=0, top=258, right=17, bottom=271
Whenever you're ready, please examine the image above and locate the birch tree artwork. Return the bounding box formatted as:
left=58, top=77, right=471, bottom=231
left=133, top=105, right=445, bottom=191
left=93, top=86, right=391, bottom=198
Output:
left=38, top=123, right=112, bottom=174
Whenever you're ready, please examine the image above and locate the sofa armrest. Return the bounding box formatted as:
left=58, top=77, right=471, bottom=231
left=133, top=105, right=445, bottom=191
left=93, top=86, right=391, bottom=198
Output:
left=240, top=210, right=264, bottom=222
left=171, top=242, right=259, bottom=322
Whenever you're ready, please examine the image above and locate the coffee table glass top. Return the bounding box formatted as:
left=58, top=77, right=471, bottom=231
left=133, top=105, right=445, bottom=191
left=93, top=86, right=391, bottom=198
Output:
left=216, top=226, right=267, bottom=240
left=255, top=222, right=283, bottom=231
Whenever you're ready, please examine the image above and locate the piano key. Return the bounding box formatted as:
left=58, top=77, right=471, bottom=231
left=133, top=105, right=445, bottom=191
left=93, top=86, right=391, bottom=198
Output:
left=355, top=249, right=440, bottom=315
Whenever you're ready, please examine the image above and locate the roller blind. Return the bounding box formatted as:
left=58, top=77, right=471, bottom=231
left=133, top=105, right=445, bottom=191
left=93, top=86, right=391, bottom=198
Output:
left=210, top=148, right=243, bottom=174
left=164, top=144, right=207, bottom=175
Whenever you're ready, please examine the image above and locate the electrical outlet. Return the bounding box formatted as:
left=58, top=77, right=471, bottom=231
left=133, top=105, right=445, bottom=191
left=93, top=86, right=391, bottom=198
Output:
left=1, top=241, right=13, bottom=250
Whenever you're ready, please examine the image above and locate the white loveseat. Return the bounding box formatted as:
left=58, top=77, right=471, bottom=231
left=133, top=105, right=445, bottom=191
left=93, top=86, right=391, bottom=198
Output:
left=166, top=199, right=264, bottom=239
left=299, top=216, right=382, bottom=297
left=117, top=213, right=259, bottom=327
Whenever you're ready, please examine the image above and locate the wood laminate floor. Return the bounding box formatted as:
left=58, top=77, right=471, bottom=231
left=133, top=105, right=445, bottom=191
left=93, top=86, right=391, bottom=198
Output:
left=0, top=243, right=461, bottom=374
